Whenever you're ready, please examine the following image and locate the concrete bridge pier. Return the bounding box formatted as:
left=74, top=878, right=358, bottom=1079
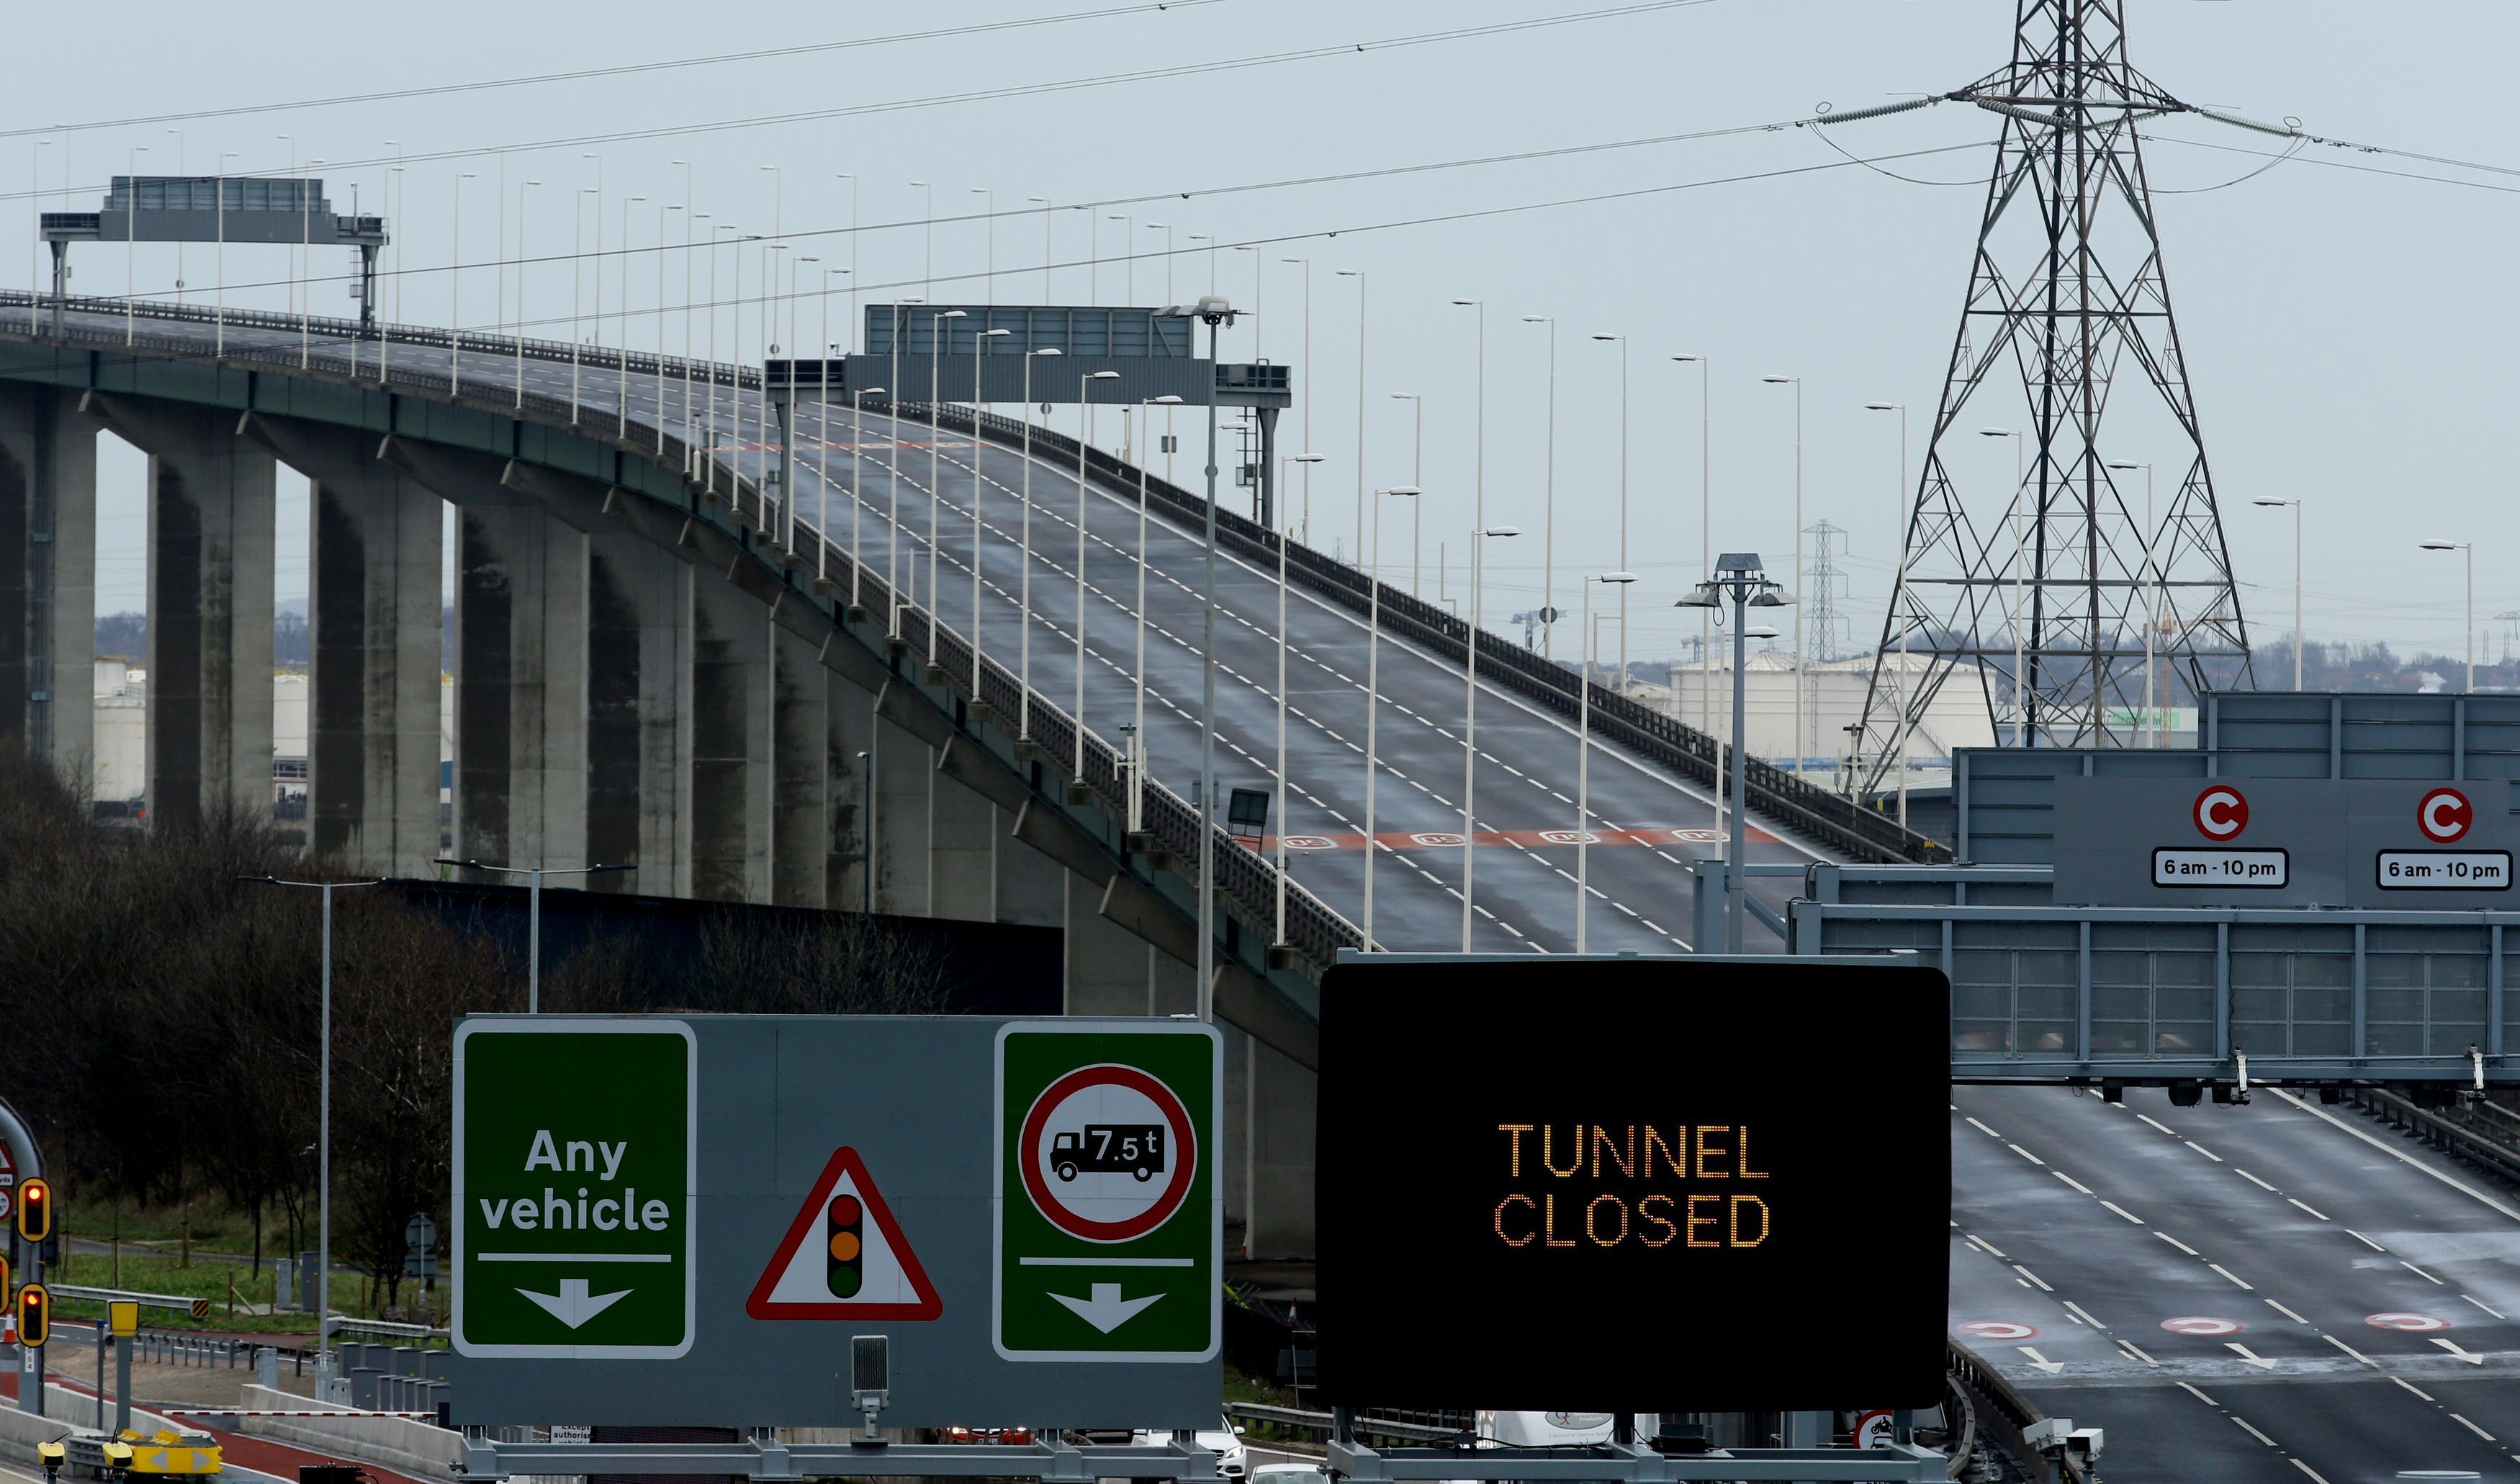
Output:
left=586, top=531, right=691, bottom=896
left=243, top=419, right=444, bottom=877
left=91, top=398, right=276, bottom=828
left=451, top=497, right=589, bottom=872
left=689, top=578, right=773, bottom=902
left=0, top=385, right=96, bottom=774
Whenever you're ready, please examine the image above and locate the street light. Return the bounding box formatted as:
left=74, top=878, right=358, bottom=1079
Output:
left=1524, top=315, right=1559, bottom=658
left=237, top=873, right=384, bottom=1400
left=849, top=382, right=887, bottom=621
left=1677, top=555, right=1796, bottom=952
left=1673, top=356, right=1713, bottom=740
left=1387, top=394, right=1425, bottom=596
left=1462, top=523, right=1521, bottom=952
left=1594, top=335, right=1632, bottom=688
left=1015, top=348, right=1063, bottom=742
left=1866, top=402, right=1912, bottom=818
left=1364, top=483, right=1421, bottom=947
left=926, top=308, right=971, bottom=675
left=2420, top=541, right=2476, bottom=692
left=1075, top=369, right=1123, bottom=781
left=1165, top=294, right=1240, bottom=1024
left=1131, top=395, right=1192, bottom=832
left=2252, top=497, right=2305, bottom=692
left=1760, top=377, right=1805, bottom=774
left=968, top=325, right=1014, bottom=698
left=432, top=859, right=634, bottom=1012
left=1274, top=451, right=1329, bottom=950
left=1576, top=571, right=1639, bottom=950
left=1979, top=427, right=2028, bottom=745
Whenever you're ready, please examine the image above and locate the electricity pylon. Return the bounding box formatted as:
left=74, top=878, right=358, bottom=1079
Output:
left=1856, top=0, right=2254, bottom=773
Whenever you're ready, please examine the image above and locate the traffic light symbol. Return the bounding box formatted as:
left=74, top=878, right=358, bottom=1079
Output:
left=825, top=1194, right=863, bottom=1298
left=16, top=1178, right=50, bottom=1244
left=17, top=1283, right=48, bottom=1348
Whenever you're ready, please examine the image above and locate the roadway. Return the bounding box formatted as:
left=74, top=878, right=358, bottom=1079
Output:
left=1950, top=1084, right=2520, bottom=1481
left=25, top=305, right=1835, bottom=953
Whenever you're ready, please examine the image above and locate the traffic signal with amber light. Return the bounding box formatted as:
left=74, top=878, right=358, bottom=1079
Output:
left=825, top=1192, right=864, bottom=1298
left=16, top=1177, right=50, bottom=1244
left=16, top=1282, right=48, bottom=1348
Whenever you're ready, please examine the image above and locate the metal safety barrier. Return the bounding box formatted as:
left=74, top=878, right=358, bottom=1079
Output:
left=2343, top=1084, right=2520, bottom=1184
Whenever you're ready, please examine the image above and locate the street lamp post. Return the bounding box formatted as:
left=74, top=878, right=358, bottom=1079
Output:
left=451, top=171, right=477, bottom=395
left=1677, top=557, right=1795, bottom=952
left=1461, top=524, right=1521, bottom=951
left=433, top=859, right=634, bottom=1012
left=2253, top=497, right=2304, bottom=693
left=971, top=325, right=1014, bottom=699
left=1672, top=356, right=1713, bottom=739
left=238, top=873, right=385, bottom=1400
left=849, top=382, right=886, bottom=618
left=1017, top=348, right=1063, bottom=741
left=1762, top=376, right=1804, bottom=773
left=1593, top=335, right=1630, bottom=688
left=514, top=179, right=543, bottom=409
left=1365, top=483, right=1421, bottom=947
left=1170, top=296, right=1239, bottom=1023
left=1133, top=395, right=1193, bottom=829
left=1275, top=451, right=1328, bottom=949
left=1577, top=571, right=1639, bottom=950
left=2421, top=541, right=2477, bottom=691
left=1075, top=370, right=1122, bottom=779
left=927, top=308, right=970, bottom=675
left=1524, top=316, right=1559, bottom=657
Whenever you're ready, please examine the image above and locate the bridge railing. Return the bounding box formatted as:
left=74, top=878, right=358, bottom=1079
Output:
left=0, top=290, right=760, bottom=390
left=0, top=302, right=1354, bottom=973
left=906, top=400, right=1951, bottom=867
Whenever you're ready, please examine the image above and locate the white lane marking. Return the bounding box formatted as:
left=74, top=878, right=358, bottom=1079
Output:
left=2400, top=1260, right=2444, bottom=1285
left=2321, top=1334, right=2375, bottom=1366
left=2184, top=1139, right=2225, bottom=1163
left=2154, top=1231, right=2200, bottom=1256
left=1965, top=1117, right=2004, bottom=1139
left=2345, top=1229, right=2388, bottom=1253
left=2289, top=1460, right=2332, bottom=1484
left=2463, top=1293, right=2508, bottom=1320
left=2118, top=1339, right=2159, bottom=1366
left=2062, top=1300, right=2107, bottom=1330
left=1964, top=1234, right=2008, bottom=1260
left=2229, top=1416, right=2279, bottom=1448
left=2012, top=1264, right=2055, bottom=1293
left=2392, top=1375, right=2436, bottom=1402
left=2210, top=1264, right=2255, bottom=1290
left=2264, top=1299, right=2310, bottom=1324
left=2052, top=1170, right=2094, bottom=1195
left=2235, top=1167, right=2277, bottom=1192
left=2270, top=1087, right=2520, bottom=1222
left=2138, top=1113, right=2181, bottom=1137
left=2451, top=1413, right=2498, bottom=1443
left=2177, top=1381, right=2218, bottom=1406
left=2287, top=1197, right=2330, bottom=1220
left=2100, top=1200, right=2145, bottom=1225
left=2008, top=1143, right=2046, bottom=1166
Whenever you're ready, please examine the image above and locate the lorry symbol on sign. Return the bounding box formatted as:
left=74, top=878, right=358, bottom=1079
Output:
left=1053, top=1125, right=1166, bottom=1182
left=2418, top=787, right=2472, bottom=843
left=2193, top=786, right=2249, bottom=841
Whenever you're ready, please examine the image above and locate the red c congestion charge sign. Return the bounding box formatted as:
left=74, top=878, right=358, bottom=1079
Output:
left=2418, top=787, right=2473, bottom=844
left=2192, top=787, right=2249, bottom=842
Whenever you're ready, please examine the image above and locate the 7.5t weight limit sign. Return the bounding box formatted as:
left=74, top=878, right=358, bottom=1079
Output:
left=994, top=1022, right=1218, bottom=1364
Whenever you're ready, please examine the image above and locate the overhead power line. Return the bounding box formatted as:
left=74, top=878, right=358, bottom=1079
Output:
left=0, top=1, right=1232, bottom=142
left=0, top=0, right=1719, bottom=202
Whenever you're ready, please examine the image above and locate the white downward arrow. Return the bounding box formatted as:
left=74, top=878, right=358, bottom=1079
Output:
left=1050, top=1282, right=1164, bottom=1334
left=518, top=1277, right=631, bottom=1329
left=2430, top=1337, right=2486, bottom=1365
left=2225, top=1343, right=2277, bottom=1370
left=2017, top=1346, right=2065, bottom=1375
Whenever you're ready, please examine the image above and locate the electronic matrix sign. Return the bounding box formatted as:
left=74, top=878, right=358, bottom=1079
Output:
left=1314, top=955, right=1950, bottom=1411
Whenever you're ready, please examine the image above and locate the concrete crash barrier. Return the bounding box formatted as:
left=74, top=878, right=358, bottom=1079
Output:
left=233, top=1385, right=461, bottom=1482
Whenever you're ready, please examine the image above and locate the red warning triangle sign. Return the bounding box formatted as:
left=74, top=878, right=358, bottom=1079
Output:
left=744, top=1146, right=942, bottom=1320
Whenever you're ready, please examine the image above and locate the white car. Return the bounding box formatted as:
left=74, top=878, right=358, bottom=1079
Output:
left=1474, top=1413, right=1658, bottom=1448
left=1248, top=1466, right=1326, bottom=1484
left=1129, top=1417, right=1249, bottom=1479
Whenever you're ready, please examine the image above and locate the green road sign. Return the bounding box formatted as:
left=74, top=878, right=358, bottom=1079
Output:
left=994, top=1020, right=1220, bottom=1362
left=454, top=1020, right=696, bottom=1358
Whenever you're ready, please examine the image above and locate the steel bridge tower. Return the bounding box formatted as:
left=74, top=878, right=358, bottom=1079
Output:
left=1860, top=0, right=2251, bottom=769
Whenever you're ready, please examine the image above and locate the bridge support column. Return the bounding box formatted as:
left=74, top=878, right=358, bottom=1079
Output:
left=1245, top=1035, right=1318, bottom=1259
left=454, top=501, right=587, bottom=871
left=826, top=665, right=872, bottom=912
left=689, top=579, right=772, bottom=902
left=586, top=534, right=691, bottom=897
left=930, top=758, right=999, bottom=922
left=0, top=386, right=96, bottom=775
left=103, top=400, right=276, bottom=827
left=772, top=627, right=833, bottom=906
left=296, top=453, right=444, bottom=876
left=869, top=691, right=932, bottom=915
left=1063, top=873, right=1156, bottom=1014
left=995, top=808, right=1065, bottom=928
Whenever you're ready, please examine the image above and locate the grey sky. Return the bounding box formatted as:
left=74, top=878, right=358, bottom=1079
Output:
left=21, top=1, right=2511, bottom=668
